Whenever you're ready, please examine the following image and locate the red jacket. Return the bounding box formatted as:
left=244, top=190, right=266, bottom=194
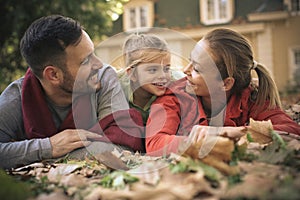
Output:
left=146, top=78, right=300, bottom=155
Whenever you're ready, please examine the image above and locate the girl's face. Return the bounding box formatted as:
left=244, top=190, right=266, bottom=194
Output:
left=132, top=53, right=171, bottom=97
left=183, top=40, right=225, bottom=97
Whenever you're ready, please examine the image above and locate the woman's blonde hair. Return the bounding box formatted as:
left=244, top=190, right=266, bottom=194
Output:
left=203, top=28, right=281, bottom=109
left=123, top=34, right=169, bottom=68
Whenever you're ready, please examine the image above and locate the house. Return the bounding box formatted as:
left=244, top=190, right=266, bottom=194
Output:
left=95, top=0, right=300, bottom=92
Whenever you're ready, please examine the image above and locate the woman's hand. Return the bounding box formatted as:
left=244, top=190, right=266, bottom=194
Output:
left=187, top=125, right=247, bottom=144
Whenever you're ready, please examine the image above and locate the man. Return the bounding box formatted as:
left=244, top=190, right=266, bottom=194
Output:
left=0, top=15, right=144, bottom=169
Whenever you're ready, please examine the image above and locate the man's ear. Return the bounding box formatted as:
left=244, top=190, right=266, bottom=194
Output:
left=126, top=67, right=137, bottom=82
left=43, top=66, right=62, bottom=84
left=223, top=77, right=235, bottom=91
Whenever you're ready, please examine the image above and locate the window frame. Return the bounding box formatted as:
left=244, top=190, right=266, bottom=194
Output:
left=123, top=0, right=154, bottom=32
left=199, top=0, right=234, bottom=25
left=288, top=46, right=300, bottom=85
left=284, top=0, right=300, bottom=15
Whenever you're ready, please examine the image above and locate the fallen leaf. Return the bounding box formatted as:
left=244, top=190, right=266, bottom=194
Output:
left=246, top=118, right=273, bottom=144
left=94, top=151, right=129, bottom=170
left=47, top=164, right=82, bottom=182
left=60, top=173, right=86, bottom=187
left=181, top=136, right=238, bottom=175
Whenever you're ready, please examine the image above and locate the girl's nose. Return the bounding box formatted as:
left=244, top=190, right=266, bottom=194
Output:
left=158, top=69, right=168, bottom=79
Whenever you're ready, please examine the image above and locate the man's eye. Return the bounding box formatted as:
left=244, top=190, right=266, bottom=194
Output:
left=82, top=58, right=89, bottom=65
left=81, top=56, right=91, bottom=65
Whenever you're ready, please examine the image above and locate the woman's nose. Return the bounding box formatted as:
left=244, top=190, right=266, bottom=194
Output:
left=183, top=62, right=192, bottom=75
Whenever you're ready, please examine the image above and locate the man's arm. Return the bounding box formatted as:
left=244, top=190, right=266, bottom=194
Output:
left=0, top=79, right=53, bottom=169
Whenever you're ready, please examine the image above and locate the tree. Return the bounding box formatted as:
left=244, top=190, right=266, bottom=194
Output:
left=0, top=0, right=127, bottom=93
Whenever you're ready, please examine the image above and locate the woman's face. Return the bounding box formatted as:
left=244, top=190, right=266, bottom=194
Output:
left=132, top=53, right=171, bottom=97
left=183, top=40, right=225, bottom=97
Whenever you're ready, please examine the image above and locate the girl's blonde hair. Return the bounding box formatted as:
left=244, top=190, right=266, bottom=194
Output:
left=123, top=34, right=169, bottom=68
left=203, top=28, right=281, bottom=109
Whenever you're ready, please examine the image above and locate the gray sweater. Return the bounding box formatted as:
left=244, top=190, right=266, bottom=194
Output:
left=0, top=65, right=129, bottom=169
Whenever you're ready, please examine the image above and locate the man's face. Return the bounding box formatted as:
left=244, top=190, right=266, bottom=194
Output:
left=60, top=30, right=103, bottom=95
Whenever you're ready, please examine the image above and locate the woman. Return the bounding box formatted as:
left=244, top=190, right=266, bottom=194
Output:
left=145, top=28, right=300, bottom=156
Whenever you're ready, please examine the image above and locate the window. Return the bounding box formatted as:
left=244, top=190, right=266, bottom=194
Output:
left=291, top=0, right=300, bottom=12
left=200, top=0, right=234, bottom=25
left=284, top=0, right=300, bottom=15
left=289, top=47, right=300, bottom=86
left=123, top=0, right=154, bottom=31
left=294, top=49, right=300, bottom=65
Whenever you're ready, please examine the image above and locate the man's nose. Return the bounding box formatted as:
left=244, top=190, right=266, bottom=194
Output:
left=92, top=56, right=103, bottom=70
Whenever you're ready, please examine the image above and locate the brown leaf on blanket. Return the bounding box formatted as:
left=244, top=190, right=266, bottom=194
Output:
left=246, top=118, right=273, bottom=144
left=181, top=136, right=239, bottom=175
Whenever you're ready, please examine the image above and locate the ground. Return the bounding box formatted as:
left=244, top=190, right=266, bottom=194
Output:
left=1, top=93, right=299, bottom=200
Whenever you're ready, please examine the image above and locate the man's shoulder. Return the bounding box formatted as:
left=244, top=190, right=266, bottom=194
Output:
left=0, top=77, right=24, bottom=99
left=0, top=77, right=24, bottom=108
left=98, top=65, right=117, bottom=79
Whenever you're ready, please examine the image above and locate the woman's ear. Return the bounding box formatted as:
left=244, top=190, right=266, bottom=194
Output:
left=223, top=77, right=235, bottom=91
left=43, top=66, right=62, bottom=85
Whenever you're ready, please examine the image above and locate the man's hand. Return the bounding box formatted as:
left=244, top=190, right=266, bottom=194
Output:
left=49, top=129, right=103, bottom=158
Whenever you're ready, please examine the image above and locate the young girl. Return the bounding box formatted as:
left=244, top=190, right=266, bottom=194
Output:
left=118, top=34, right=173, bottom=125
left=145, top=28, right=300, bottom=156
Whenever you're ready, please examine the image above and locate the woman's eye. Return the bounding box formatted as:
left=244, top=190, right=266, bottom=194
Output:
left=193, top=66, right=199, bottom=73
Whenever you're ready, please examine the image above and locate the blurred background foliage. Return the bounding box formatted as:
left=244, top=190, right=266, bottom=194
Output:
left=0, top=0, right=127, bottom=93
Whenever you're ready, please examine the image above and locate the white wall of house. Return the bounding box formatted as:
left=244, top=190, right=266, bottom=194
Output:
left=256, top=25, right=274, bottom=76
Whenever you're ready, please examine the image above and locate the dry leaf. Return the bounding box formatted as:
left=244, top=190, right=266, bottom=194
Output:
left=181, top=136, right=239, bottom=175
left=94, top=151, right=129, bottom=170
left=60, top=173, right=86, bottom=187
left=222, top=161, right=297, bottom=199
left=35, top=189, right=70, bottom=200
left=47, top=164, right=81, bottom=182
left=128, top=161, right=166, bottom=185
left=246, top=118, right=273, bottom=144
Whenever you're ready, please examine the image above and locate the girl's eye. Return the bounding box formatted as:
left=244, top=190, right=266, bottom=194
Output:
left=164, top=66, right=171, bottom=73
left=148, top=68, right=157, bottom=73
